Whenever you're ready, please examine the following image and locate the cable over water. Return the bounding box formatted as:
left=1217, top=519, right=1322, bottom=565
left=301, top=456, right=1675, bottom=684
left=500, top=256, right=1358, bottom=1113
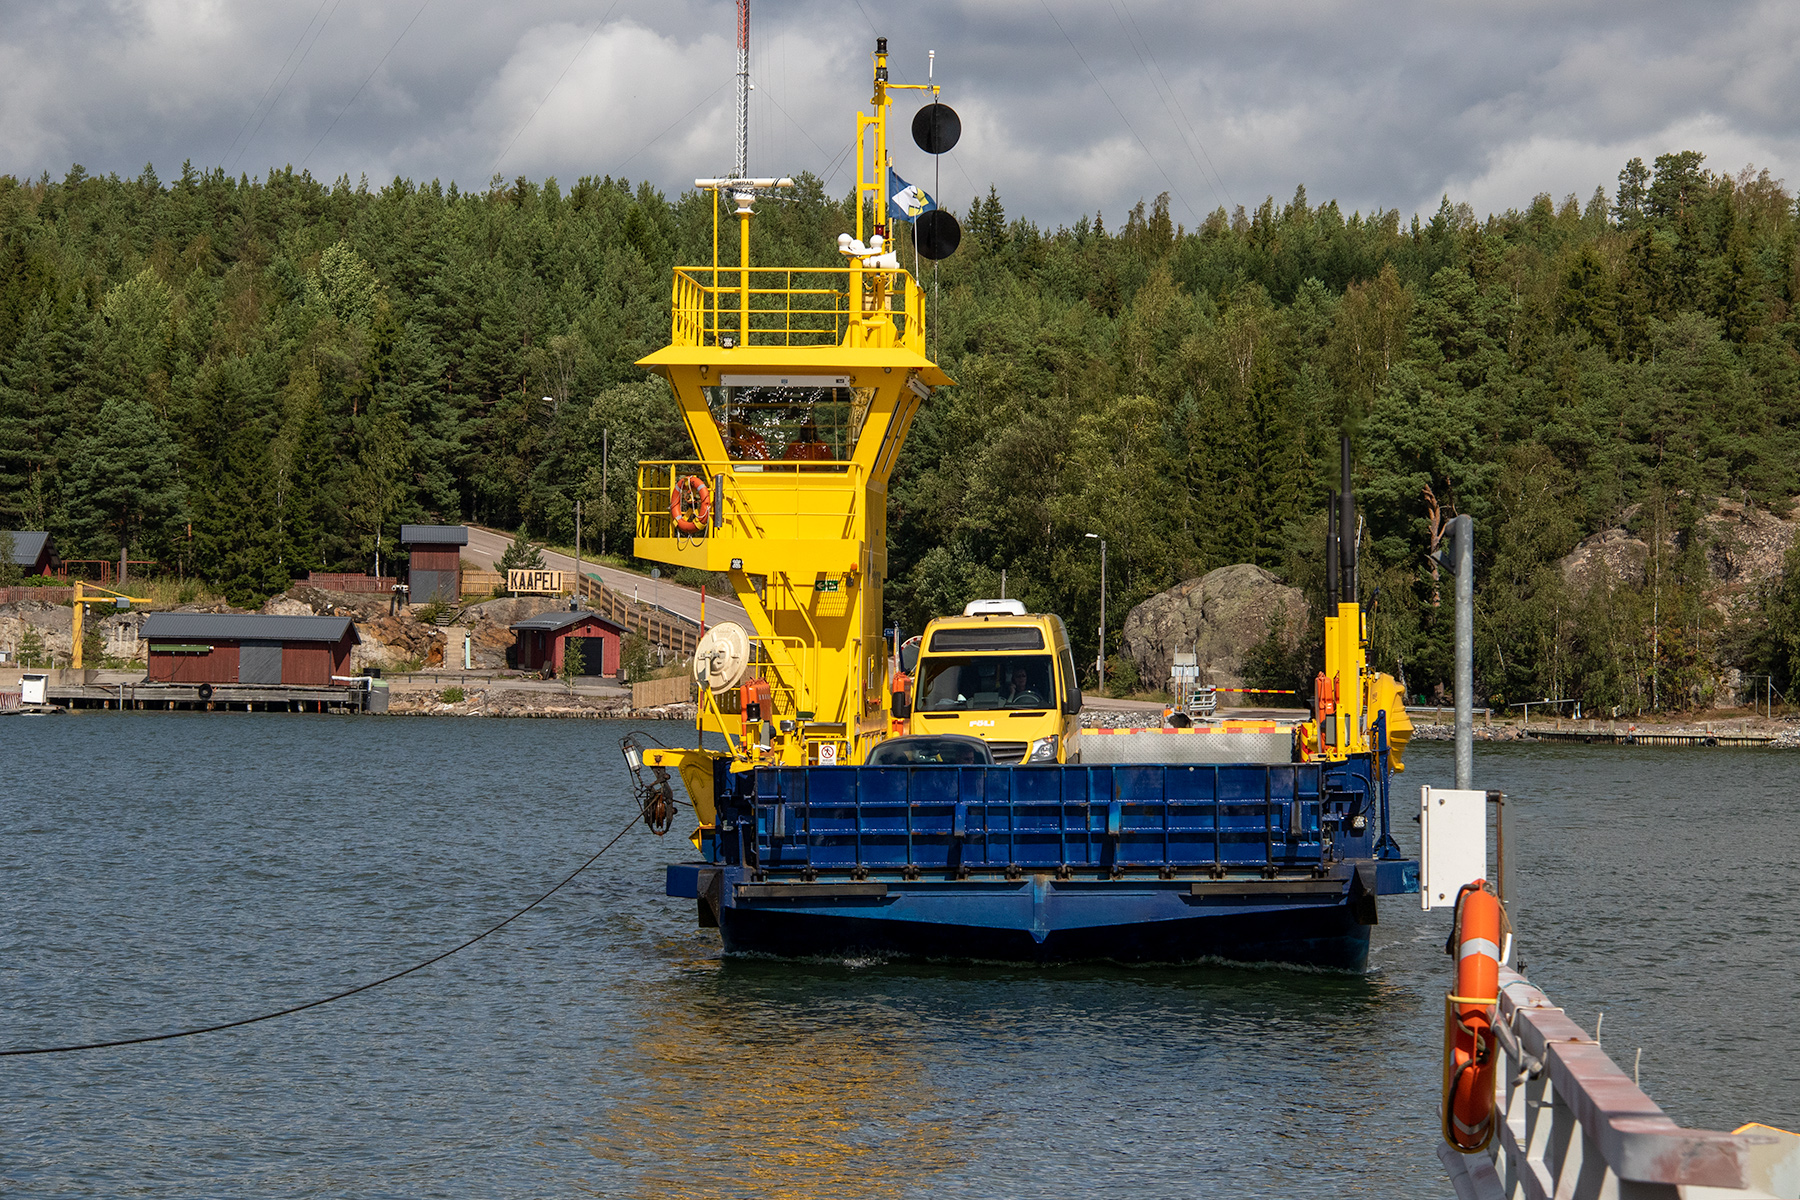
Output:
left=1, top=813, right=642, bottom=1057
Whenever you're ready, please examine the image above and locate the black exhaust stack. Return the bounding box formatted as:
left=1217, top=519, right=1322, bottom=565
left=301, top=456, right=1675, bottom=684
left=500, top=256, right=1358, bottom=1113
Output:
left=1338, top=434, right=1357, bottom=604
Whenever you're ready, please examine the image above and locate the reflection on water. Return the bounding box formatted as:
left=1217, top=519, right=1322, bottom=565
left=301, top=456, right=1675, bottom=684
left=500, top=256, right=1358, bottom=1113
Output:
left=578, top=950, right=1420, bottom=1199
left=584, top=956, right=966, bottom=1200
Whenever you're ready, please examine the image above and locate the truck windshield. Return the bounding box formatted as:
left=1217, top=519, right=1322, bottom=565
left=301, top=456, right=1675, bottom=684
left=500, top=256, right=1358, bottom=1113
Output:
left=917, top=655, right=1057, bottom=711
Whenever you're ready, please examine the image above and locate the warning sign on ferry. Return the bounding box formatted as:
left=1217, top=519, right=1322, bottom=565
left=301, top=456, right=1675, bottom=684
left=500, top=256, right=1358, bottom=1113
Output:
left=508, top=569, right=566, bottom=594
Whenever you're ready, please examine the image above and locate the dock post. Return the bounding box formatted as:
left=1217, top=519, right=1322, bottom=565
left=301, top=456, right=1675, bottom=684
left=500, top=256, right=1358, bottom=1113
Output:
left=1452, top=514, right=1474, bottom=790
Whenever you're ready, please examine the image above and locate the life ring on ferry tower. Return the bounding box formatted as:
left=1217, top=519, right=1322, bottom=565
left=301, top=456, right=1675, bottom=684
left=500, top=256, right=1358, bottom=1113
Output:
left=1443, top=881, right=1503, bottom=1153
left=670, top=474, right=713, bottom=533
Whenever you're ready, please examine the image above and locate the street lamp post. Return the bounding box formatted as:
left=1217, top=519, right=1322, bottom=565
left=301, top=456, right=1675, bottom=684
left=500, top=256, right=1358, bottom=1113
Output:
left=1085, top=533, right=1106, bottom=692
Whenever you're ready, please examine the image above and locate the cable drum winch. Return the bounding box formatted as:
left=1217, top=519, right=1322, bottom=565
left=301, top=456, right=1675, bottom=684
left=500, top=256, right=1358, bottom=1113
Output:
left=620, top=733, right=679, bottom=835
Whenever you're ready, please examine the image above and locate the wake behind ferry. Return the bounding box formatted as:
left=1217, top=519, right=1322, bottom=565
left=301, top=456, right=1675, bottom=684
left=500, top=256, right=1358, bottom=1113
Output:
left=619, top=34, right=1418, bottom=970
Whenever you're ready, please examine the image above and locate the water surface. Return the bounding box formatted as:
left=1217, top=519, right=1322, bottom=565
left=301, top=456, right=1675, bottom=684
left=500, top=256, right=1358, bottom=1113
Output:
left=2, top=715, right=1791, bottom=1197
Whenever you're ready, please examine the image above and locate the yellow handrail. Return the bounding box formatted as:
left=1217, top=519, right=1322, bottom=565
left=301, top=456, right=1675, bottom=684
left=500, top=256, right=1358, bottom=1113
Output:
left=666, top=265, right=924, bottom=351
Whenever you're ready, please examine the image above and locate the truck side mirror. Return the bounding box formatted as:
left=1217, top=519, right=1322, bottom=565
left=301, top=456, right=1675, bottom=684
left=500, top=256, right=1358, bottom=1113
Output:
left=1061, top=687, right=1083, bottom=716
left=891, top=689, right=911, bottom=719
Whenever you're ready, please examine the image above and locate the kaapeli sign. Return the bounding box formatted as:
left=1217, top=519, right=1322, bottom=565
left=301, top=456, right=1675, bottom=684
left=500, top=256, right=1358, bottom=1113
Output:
left=507, top=569, right=566, bottom=594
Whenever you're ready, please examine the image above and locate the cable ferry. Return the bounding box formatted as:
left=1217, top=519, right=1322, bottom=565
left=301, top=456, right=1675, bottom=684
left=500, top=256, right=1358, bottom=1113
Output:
left=619, top=33, right=1418, bottom=969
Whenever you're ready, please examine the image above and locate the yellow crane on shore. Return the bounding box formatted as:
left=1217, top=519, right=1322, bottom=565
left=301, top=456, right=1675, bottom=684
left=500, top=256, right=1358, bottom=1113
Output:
left=70, top=582, right=152, bottom=669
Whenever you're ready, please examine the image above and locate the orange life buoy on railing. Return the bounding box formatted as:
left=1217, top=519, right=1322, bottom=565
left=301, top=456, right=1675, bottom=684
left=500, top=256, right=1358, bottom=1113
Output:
left=1443, top=881, right=1503, bottom=1153
left=670, top=474, right=713, bottom=533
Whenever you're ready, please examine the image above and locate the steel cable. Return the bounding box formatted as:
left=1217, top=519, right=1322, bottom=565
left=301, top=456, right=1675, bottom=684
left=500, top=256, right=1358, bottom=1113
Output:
left=1, top=812, right=642, bottom=1056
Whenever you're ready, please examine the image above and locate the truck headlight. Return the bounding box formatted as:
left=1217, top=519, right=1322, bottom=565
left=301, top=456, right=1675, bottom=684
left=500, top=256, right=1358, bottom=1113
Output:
left=1027, top=736, right=1060, bottom=763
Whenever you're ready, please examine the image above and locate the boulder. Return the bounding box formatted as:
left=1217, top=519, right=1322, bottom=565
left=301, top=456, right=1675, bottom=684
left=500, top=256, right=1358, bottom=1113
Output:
left=1121, top=564, right=1308, bottom=691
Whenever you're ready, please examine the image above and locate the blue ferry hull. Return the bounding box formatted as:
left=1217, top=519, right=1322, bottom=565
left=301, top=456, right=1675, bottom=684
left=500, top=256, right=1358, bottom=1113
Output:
left=712, top=879, right=1373, bottom=970
left=666, top=750, right=1418, bottom=972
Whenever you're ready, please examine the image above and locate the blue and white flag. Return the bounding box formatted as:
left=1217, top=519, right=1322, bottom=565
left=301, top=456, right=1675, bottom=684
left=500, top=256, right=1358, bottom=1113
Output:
left=888, top=169, right=937, bottom=224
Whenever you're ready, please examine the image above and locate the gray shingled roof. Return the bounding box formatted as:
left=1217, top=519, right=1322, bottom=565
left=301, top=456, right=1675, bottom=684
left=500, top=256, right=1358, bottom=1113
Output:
left=141, top=613, right=360, bottom=643
left=3, top=531, right=50, bottom=566
left=399, top=524, right=469, bottom=546
left=510, top=610, right=625, bottom=634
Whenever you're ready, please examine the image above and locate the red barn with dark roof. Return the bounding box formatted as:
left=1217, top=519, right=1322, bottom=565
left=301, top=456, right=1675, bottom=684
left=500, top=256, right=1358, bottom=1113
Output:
left=142, top=613, right=360, bottom=685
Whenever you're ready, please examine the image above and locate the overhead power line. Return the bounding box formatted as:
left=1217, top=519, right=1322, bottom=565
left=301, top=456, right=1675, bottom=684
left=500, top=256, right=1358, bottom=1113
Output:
left=488, top=0, right=627, bottom=181
left=1112, top=0, right=1233, bottom=214
left=1036, top=0, right=1197, bottom=224
left=229, top=0, right=346, bottom=175
left=300, top=0, right=434, bottom=174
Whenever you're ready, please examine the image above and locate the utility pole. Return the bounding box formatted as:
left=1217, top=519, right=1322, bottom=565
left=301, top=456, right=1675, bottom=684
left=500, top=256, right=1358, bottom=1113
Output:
left=601, top=429, right=609, bottom=558
left=574, top=499, right=582, bottom=607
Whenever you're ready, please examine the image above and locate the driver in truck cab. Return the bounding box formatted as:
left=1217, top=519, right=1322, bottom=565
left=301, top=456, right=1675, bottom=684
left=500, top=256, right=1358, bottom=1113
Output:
left=893, top=600, right=1082, bottom=764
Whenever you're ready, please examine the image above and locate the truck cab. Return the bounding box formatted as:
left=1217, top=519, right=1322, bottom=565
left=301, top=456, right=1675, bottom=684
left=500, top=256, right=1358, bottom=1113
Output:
left=893, top=600, right=1083, bottom=763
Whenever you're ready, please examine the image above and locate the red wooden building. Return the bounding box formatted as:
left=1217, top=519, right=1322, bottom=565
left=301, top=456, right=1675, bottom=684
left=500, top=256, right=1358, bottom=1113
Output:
left=401, top=525, right=467, bottom=604
left=3, top=531, right=56, bottom=576
left=510, top=610, right=625, bottom=676
left=142, top=614, right=360, bottom=685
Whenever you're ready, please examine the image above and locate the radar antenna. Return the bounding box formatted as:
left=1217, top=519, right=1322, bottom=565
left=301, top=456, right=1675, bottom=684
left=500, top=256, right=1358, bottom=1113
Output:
left=734, top=0, right=749, bottom=181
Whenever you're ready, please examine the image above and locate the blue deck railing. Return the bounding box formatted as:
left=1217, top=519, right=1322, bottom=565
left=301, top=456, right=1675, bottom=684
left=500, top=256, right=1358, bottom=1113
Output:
left=743, top=763, right=1331, bottom=873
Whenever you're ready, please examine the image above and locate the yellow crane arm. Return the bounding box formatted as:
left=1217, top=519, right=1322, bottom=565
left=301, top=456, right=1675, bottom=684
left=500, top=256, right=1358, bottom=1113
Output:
left=70, top=582, right=154, bottom=670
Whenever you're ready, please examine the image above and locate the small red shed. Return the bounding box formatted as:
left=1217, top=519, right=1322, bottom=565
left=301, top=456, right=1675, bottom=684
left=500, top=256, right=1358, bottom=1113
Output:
left=401, top=524, right=467, bottom=604
left=141, top=613, right=360, bottom=685
left=3, top=531, right=57, bottom=576
left=509, top=609, right=624, bottom=676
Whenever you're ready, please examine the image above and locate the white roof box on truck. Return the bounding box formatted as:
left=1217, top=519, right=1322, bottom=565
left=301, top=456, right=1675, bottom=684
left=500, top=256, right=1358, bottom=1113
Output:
left=963, top=599, right=1026, bottom=617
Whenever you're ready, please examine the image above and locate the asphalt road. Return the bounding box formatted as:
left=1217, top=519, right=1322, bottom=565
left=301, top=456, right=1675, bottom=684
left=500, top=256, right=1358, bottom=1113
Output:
left=463, top=525, right=751, bottom=630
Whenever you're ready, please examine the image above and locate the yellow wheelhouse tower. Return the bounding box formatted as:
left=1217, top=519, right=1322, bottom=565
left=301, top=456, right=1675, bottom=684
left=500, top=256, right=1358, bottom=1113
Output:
left=633, top=37, right=951, bottom=781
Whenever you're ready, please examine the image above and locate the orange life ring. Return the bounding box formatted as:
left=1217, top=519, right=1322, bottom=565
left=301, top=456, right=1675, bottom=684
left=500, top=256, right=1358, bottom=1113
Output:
left=670, top=475, right=713, bottom=533
left=1444, top=882, right=1502, bottom=1152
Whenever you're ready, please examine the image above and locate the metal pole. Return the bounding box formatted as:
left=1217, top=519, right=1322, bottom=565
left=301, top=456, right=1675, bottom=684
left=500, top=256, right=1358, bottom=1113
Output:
left=1454, top=513, right=1474, bottom=790
left=574, top=500, right=582, bottom=606
left=735, top=0, right=749, bottom=181
left=1099, top=539, right=1107, bottom=691
left=602, top=429, right=609, bottom=558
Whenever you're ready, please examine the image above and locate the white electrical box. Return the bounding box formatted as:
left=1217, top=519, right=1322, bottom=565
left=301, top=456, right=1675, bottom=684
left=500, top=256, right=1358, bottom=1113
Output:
left=1420, top=786, right=1487, bottom=910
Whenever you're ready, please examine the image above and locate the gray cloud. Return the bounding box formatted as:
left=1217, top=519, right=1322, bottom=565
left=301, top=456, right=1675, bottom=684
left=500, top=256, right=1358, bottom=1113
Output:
left=3, top=0, right=1797, bottom=226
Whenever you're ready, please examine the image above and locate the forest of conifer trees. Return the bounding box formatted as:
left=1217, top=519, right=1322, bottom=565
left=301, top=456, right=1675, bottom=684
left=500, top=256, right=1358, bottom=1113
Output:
left=2, top=149, right=1798, bottom=710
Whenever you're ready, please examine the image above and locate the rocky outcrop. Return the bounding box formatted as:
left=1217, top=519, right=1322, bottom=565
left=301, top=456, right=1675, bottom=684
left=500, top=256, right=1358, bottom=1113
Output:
left=1557, top=498, right=1798, bottom=610
left=1700, top=499, right=1798, bottom=607
left=1558, top=528, right=1649, bottom=591
left=266, top=586, right=391, bottom=621
left=351, top=615, right=447, bottom=670
left=1120, top=564, right=1308, bottom=691
left=0, top=601, right=147, bottom=666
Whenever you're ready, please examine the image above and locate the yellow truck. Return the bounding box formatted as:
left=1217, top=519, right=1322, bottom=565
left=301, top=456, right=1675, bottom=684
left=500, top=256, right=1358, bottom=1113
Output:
left=892, top=600, right=1083, bottom=763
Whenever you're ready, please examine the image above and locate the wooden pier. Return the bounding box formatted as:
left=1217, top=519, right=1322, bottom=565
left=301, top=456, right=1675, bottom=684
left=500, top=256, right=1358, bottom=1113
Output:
left=1518, top=728, right=1774, bottom=747
left=45, top=682, right=375, bottom=713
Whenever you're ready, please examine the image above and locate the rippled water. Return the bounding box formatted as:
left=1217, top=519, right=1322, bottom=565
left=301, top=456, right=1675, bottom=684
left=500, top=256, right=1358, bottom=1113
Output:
left=2, top=715, right=1792, bottom=1197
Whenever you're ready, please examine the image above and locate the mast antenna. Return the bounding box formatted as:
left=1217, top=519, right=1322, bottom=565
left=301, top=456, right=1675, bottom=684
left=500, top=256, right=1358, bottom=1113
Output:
left=735, top=0, right=750, bottom=180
